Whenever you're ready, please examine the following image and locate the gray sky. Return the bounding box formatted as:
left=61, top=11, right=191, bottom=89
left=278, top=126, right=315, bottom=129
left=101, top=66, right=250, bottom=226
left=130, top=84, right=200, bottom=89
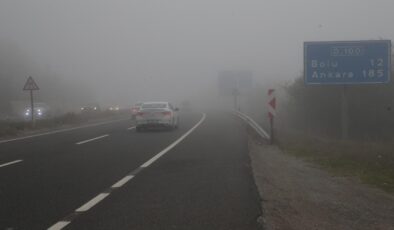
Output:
left=1, top=0, right=393, bottom=106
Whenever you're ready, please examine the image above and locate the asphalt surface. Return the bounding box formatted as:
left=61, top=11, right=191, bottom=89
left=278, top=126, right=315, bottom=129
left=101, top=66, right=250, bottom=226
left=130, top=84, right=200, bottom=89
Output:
left=0, top=112, right=262, bottom=230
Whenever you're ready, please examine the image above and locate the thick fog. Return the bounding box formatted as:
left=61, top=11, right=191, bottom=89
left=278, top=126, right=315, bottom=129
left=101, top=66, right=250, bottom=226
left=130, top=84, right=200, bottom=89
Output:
left=1, top=0, right=394, bottom=109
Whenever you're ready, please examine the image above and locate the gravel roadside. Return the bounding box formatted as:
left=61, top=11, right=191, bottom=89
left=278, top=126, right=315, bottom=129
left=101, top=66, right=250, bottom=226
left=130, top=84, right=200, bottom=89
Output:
left=248, top=137, right=394, bottom=230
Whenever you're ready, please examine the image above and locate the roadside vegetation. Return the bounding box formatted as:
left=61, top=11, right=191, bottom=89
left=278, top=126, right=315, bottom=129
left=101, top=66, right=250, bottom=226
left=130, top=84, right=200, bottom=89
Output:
left=276, top=133, right=394, bottom=193
left=272, top=70, right=394, bottom=194
left=244, top=58, right=394, bottom=194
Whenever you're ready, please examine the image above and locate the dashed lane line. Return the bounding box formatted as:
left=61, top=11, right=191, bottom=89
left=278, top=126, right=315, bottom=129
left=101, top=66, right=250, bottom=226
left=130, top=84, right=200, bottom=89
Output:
left=76, top=135, right=109, bottom=145
left=75, top=193, right=110, bottom=212
left=48, top=113, right=206, bottom=229
left=0, top=159, right=23, bottom=168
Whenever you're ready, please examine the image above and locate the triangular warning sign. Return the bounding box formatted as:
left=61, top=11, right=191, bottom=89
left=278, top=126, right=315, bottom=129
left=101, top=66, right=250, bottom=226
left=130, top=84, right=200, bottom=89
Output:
left=23, top=76, right=39, bottom=91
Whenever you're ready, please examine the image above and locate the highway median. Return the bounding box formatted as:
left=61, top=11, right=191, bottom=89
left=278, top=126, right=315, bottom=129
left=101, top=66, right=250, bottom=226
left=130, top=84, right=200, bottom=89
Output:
left=0, top=110, right=130, bottom=140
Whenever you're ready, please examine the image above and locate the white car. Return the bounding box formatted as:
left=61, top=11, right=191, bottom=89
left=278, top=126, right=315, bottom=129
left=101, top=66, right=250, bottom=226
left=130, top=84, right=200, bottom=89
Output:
left=135, top=102, right=179, bottom=131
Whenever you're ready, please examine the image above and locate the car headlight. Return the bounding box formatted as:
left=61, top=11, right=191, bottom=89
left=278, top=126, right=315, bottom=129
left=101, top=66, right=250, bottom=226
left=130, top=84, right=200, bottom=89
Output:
left=38, top=112, right=42, bottom=116
left=25, top=112, right=29, bottom=116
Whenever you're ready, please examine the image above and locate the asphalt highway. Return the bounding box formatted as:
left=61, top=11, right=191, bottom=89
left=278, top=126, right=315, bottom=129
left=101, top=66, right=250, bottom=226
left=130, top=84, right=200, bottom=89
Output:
left=0, top=112, right=261, bottom=230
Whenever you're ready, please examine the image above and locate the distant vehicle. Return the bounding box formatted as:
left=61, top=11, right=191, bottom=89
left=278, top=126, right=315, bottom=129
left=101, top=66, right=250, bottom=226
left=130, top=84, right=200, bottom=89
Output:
left=107, top=105, right=120, bottom=112
left=80, top=104, right=101, bottom=114
left=135, top=102, right=179, bottom=132
left=131, top=102, right=142, bottom=120
left=23, top=102, right=51, bottom=119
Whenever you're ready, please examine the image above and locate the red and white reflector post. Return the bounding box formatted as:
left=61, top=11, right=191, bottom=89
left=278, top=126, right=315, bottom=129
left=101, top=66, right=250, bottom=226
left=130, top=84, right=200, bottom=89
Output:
left=267, top=89, right=276, bottom=144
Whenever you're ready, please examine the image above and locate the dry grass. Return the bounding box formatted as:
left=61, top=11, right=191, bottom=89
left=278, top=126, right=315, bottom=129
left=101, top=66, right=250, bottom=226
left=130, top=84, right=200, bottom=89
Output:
left=277, top=132, right=394, bottom=194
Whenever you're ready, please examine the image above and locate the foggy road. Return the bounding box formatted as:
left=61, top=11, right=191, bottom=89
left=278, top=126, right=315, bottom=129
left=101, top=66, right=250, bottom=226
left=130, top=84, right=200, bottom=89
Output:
left=0, top=112, right=261, bottom=230
left=2, top=1, right=394, bottom=230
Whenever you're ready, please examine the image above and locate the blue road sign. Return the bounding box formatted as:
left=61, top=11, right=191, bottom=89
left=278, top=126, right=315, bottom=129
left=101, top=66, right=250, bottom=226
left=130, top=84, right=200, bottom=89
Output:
left=218, top=70, right=253, bottom=95
left=304, top=40, right=391, bottom=85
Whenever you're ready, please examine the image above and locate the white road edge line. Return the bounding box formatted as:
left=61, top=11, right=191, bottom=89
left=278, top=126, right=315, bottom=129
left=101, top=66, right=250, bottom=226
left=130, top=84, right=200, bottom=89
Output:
left=76, top=135, right=109, bottom=145
left=111, top=175, right=134, bottom=188
left=47, top=221, right=71, bottom=230
left=0, top=118, right=129, bottom=144
left=75, top=193, right=110, bottom=212
left=141, top=113, right=206, bottom=168
left=0, top=159, right=23, bottom=168
left=127, top=126, right=136, bottom=130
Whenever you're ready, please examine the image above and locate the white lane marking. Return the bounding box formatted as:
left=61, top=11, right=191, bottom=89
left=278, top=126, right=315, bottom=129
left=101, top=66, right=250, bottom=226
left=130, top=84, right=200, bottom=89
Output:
left=76, top=135, right=109, bottom=145
left=47, top=113, right=206, bottom=229
left=127, top=126, right=136, bottom=130
left=0, top=118, right=129, bottom=144
left=0, top=159, right=23, bottom=168
left=111, top=175, right=134, bottom=188
left=47, top=221, right=70, bottom=230
left=75, top=193, right=110, bottom=212
left=141, top=113, right=206, bottom=168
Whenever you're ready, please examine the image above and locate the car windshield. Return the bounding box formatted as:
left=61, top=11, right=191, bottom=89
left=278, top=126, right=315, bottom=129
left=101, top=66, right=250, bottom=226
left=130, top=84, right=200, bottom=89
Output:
left=141, top=103, right=167, bottom=109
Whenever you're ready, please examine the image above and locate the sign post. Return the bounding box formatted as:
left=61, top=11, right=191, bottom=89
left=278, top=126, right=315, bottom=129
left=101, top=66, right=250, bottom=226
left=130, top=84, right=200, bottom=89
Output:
left=23, top=76, right=40, bottom=128
left=268, top=89, right=276, bottom=144
left=341, top=86, right=349, bottom=139
left=232, top=87, right=240, bottom=111
left=304, top=40, right=391, bottom=140
left=218, top=70, right=253, bottom=111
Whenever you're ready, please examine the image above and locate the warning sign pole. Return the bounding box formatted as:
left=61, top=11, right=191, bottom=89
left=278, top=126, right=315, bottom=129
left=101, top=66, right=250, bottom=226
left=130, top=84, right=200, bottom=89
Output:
left=23, top=76, right=40, bottom=128
left=30, top=89, right=35, bottom=127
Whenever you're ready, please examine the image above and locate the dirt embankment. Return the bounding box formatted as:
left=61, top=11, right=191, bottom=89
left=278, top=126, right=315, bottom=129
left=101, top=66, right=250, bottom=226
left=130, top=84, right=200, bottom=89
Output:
left=248, top=138, right=394, bottom=230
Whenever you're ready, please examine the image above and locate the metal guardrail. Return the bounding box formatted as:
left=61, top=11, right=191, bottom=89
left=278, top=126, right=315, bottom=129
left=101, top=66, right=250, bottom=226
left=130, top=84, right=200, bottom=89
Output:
left=234, top=111, right=271, bottom=140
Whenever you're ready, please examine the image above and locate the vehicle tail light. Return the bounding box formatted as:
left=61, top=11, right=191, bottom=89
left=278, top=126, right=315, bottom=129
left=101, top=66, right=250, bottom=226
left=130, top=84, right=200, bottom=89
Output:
left=137, top=112, right=144, bottom=116
left=161, top=111, right=172, bottom=116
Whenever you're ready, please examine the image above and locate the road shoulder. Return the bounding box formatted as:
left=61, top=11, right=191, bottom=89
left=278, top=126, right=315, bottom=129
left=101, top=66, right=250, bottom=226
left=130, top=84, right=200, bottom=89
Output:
left=248, top=136, right=394, bottom=230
